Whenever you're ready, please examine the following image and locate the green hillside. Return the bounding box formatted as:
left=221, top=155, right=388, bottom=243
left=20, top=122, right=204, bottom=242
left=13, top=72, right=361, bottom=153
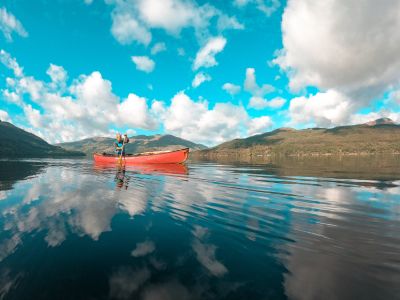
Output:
left=57, top=134, right=207, bottom=156
left=192, top=118, right=400, bottom=160
left=0, top=121, right=85, bottom=158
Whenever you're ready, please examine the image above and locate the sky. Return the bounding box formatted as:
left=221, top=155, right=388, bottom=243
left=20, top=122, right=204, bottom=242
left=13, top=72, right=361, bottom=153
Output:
left=0, top=0, right=399, bottom=146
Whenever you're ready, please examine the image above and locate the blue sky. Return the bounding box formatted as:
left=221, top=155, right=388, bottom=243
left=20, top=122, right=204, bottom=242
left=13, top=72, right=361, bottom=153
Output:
left=0, top=0, right=399, bottom=145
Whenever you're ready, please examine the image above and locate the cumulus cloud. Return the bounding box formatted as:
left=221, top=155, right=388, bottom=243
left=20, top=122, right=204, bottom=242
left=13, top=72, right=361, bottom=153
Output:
left=46, top=64, right=67, bottom=84
left=0, top=49, right=23, bottom=77
left=1, top=50, right=276, bottom=145
left=244, top=68, right=275, bottom=97
left=111, top=12, right=152, bottom=46
left=0, top=110, right=11, bottom=122
left=131, top=56, right=155, bottom=73
left=107, top=0, right=241, bottom=46
left=2, top=90, right=21, bottom=104
left=192, top=72, right=211, bottom=88
left=117, top=93, right=158, bottom=129
left=247, top=116, right=273, bottom=135
left=288, top=90, right=353, bottom=127
left=0, top=50, right=161, bottom=143
left=193, top=36, right=227, bottom=70
left=0, top=7, right=28, bottom=41
left=23, top=105, right=43, bottom=128
left=273, top=0, right=400, bottom=127
left=286, top=84, right=400, bottom=128
left=137, top=0, right=196, bottom=34
left=161, top=91, right=274, bottom=145
left=248, top=96, right=286, bottom=110
left=46, top=64, right=68, bottom=91
left=222, top=83, right=241, bottom=95
left=150, top=42, right=166, bottom=55
left=274, top=0, right=400, bottom=100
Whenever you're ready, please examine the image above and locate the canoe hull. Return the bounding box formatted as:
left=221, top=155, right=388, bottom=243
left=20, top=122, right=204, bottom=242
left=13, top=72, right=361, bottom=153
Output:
left=93, top=148, right=189, bottom=164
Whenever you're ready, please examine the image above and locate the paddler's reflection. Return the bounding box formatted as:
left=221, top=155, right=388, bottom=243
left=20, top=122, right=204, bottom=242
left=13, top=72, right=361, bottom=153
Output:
left=114, top=165, right=130, bottom=190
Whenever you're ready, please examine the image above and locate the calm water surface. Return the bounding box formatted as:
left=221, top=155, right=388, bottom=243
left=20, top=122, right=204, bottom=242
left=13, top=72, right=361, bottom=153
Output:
left=0, top=158, right=399, bottom=300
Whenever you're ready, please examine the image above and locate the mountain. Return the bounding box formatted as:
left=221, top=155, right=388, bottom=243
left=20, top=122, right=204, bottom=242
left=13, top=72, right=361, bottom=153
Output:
left=364, top=117, right=395, bottom=126
left=0, top=121, right=85, bottom=158
left=57, top=134, right=207, bottom=156
left=192, top=118, right=400, bottom=160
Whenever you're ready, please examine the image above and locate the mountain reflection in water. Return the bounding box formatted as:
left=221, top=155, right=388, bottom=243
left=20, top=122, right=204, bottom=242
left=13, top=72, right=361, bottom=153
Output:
left=0, top=157, right=399, bottom=300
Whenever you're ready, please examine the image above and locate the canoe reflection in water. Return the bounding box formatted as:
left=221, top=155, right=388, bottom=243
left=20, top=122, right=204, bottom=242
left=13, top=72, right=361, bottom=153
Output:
left=94, top=162, right=189, bottom=190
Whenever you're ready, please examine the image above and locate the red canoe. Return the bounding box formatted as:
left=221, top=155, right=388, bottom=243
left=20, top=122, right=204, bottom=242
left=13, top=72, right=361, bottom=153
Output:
left=93, top=148, right=189, bottom=164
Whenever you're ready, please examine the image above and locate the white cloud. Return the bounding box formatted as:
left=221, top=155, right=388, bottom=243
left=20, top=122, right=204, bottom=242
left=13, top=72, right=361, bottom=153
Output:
left=46, top=64, right=68, bottom=91
left=131, top=56, right=155, bottom=73
left=192, top=72, right=211, bottom=88
left=84, top=0, right=93, bottom=4
left=150, top=100, right=166, bottom=115
left=111, top=12, right=151, bottom=46
left=0, top=109, right=11, bottom=122
left=193, top=36, right=227, bottom=70
left=217, top=14, right=244, bottom=31
left=137, top=0, right=196, bottom=34
left=256, top=0, right=281, bottom=16
left=0, top=50, right=278, bottom=145
left=47, top=64, right=67, bottom=84
left=117, top=93, right=158, bottom=129
left=234, top=0, right=280, bottom=16
left=222, top=83, right=241, bottom=95
left=249, top=96, right=286, bottom=109
left=150, top=42, right=166, bottom=55
left=274, top=0, right=400, bottom=100
left=163, top=92, right=246, bottom=145
left=350, top=112, right=400, bottom=125
left=0, top=51, right=161, bottom=143
left=2, top=90, right=21, bottom=104
left=0, top=49, right=23, bottom=77
left=107, top=0, right=241, bottom=47
left=162, top=91, right=274, bottom=145
left=0, top=7, right=28, bottom=41
left=247, top=116, right=273, bottom=135
left=288, top=90, right=353, bottom=127
left=23, top=105, right=43, bottom=128
left=244, top=68, right=275, bottom=97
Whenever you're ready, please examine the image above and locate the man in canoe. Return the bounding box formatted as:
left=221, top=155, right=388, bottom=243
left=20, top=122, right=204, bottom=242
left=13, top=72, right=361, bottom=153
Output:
left=115, top=133, right=129, bottom=156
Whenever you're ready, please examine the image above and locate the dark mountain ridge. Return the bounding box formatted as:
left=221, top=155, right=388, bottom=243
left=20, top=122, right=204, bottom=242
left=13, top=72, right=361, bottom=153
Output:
left=0, top=121, right=85, bottom=158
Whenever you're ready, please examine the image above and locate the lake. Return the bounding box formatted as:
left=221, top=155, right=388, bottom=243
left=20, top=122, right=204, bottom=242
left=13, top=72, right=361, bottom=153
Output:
left=0, top=157, right=399, bottom=299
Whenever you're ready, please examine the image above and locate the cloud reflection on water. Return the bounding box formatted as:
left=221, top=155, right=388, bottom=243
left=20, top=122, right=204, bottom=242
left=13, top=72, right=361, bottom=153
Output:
left=0, top=160, right=399, bottom=299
